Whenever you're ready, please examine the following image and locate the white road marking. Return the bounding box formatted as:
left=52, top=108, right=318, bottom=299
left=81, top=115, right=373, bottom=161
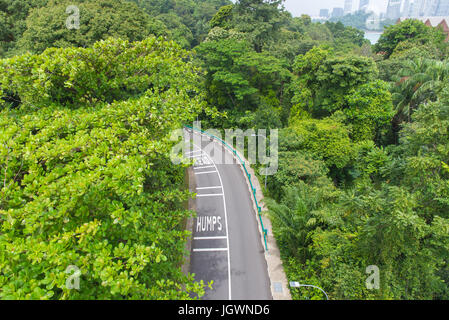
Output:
left=196, top=194, right=224, bottom=197
left=192, top=140, right=232, bottom=301
left=193, top=248, right=228, bottom=252
left=196, top=186, right=222, bottom=190
left=185, top=150, right=202, bottom=155
left=194, top=165, right=215, bottom=170
left=194, top=171, right=218, bottom=175
left=194, top=236, right=228, bottom=240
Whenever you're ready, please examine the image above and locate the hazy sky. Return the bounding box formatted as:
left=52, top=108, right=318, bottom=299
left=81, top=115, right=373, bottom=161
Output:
left=283, top=0, right=389, bottom=17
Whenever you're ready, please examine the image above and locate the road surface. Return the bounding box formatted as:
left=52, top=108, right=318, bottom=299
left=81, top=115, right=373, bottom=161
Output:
left=185, top=129, right=272, bottom=300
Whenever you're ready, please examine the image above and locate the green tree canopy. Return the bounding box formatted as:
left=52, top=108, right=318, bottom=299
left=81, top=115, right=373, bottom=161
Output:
left=0, top=37, right=207, bottom=299
left=17, top=0, right=166, bottom=54
left=374, top=19, right=446, bottom=58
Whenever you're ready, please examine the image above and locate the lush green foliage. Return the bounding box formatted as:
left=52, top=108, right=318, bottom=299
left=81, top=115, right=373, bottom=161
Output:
left=0, top=37, right=207, bottom=299
left=130, top=0, right=231, bottom=47
left=374, top=19, right=446, bottom=58
left=2, top=0, right=449, bottom=301
left=262, top=18, right=449, bottom=300
left=196, top=0, right=371, bottom=129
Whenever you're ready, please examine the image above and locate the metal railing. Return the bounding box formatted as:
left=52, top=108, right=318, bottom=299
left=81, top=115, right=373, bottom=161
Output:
left=185, top=125, right=269, bottom=251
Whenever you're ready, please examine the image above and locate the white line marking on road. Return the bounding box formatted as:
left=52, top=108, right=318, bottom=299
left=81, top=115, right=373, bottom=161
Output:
left=196, top=186, right=223, bottom=190
left=192, top=140, right=232, bottom=301
left=196, top=194, right=224, bottom=197
left=194, top=236, right=228, bottom=240
left=194, top=171, right=217, bottom=175
left=194, top=165, right=215, bottom=170
left=185, top=150, right=202, bottom=155
left=193, top=248, right=228, bottom=252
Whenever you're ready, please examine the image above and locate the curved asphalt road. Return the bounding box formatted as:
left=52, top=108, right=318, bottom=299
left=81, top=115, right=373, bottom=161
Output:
left=185, top=129, right=272, bottom=300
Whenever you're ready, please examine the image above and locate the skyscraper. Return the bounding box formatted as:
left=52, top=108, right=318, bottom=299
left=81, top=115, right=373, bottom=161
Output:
left=332, top=7, right=345, bottom=18
left=344, top=0, right=353, bottom=14
left=319, top=9, right=330, bottom=18
left=424, top=0, right=440, bottom=15
left=402, top=0, right=411, bottom=16
left=359, top=0, right=370, bottom=11
left=387, top=0, right=403, bottom=19
left=435, top=0, right=449, bottom=15
left=411, top=0, right=426, bottom=17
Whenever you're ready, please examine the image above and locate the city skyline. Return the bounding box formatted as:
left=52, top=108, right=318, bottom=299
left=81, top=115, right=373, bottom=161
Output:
left=282, top=0, right=449, bottom=19
left=283, top=0, right=389, bottom=17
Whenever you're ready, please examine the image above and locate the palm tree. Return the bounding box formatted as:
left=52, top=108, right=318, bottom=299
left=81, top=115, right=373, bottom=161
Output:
left=266, top=183, right=321, bottom=263
left=390, top=58, right=449, bottom=142
left=392, top=58, right=449, bottom=123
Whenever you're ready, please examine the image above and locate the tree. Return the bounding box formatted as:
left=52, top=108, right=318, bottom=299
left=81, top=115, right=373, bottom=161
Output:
left=0, top=0, right=48, bottom=57
left=129, top=0, right=231, bottom=47
left=325, top=21, right=367, bottom=48
left=210, top=4, right=233, bottom=29
left=343, top=80, right=394, bottom=142
left=289, top=118, right=355, bottom=171
left=374, top=19, right=446, bottom=58
left=232, top=0, right=286, bottom=53
left=290, top=46, right=378, bottom=117
left=393, top=89, right=449, bottom=220
left=196, top=37, right=291, bottom=122
left=17, top=0, right=166, bottom=54
left=390, top=58, right=449, bottom=140
left=0, top=37, right=208, bottom=299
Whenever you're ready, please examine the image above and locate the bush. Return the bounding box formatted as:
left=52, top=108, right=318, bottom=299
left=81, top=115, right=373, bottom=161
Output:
left=0, top=37, right=206, bottom=299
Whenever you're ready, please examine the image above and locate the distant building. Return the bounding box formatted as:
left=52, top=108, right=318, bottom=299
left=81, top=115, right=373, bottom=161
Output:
left=332, top=7, right=345, bottom=18
left=387, top=0, right=403, bottom=19
left=436, top=0, right=449, bottom=15
left=410, top=0, right=425, bottom=16
left=409, top=0, right=447, bottom=17
left=424, top=0, right=440, bottom=15
left=344, top=0, right=353, bottom=14
left=359, top=0, right=370, bottom=11
left=397, top=16, right=449, bottom=40
left=402, top=0, right=411, bottom=16
left=319, top=9, right=329, bottom=18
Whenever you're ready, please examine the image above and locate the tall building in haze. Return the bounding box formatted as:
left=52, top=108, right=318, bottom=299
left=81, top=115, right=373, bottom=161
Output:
left=344, top=0, right=353, bottom=14
left=410, top=0, right=425, bottom=16
left=319, top=8, right=330, bottom=18
left=408, top=0, right=449, bottom=17
left=424, top=0, right=440, bottom=15
left=359, top=0, right=370, bottom=11
left=402, top=0, right=411, bottom=16
left=387, top=0, right=403, bottom=19
left=435, top=0, right=449, bottom=15
left=332, top=7, right=345, bottom=18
